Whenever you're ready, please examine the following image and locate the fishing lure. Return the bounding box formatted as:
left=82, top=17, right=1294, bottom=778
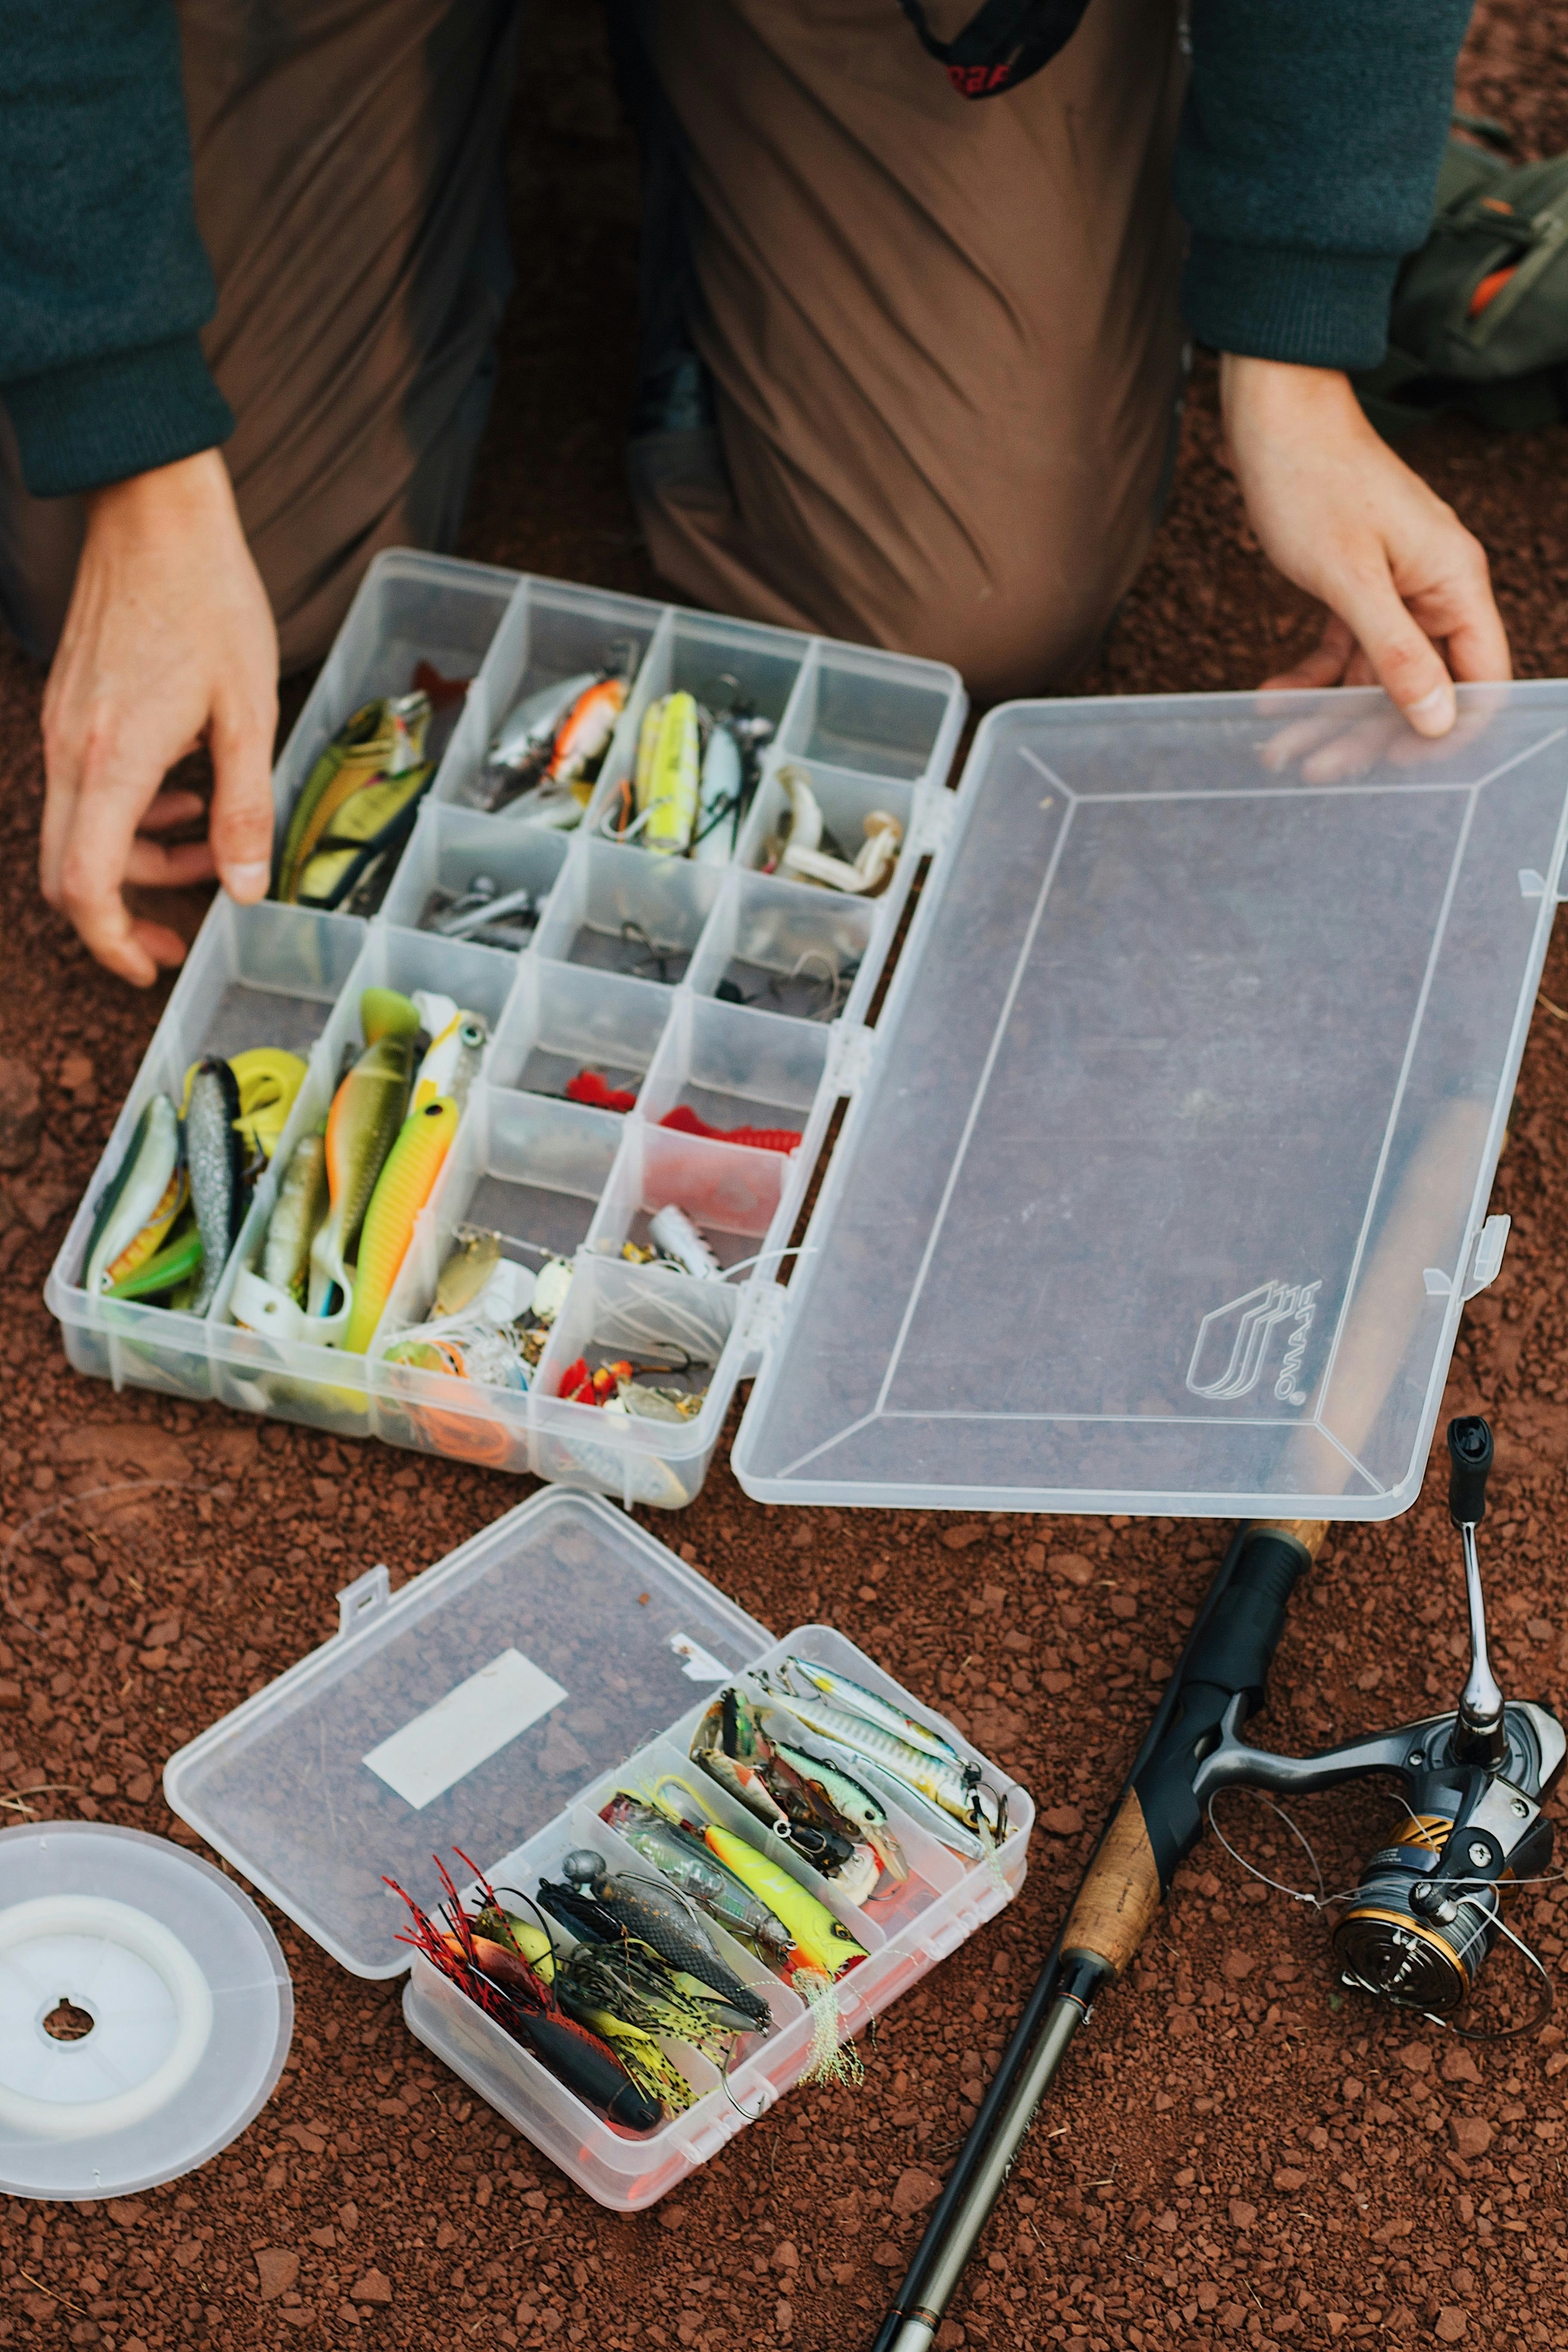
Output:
left=647, top=1203, right=722, bottom=1280
left=275, top=693, right=433, bottom=908
left=388, top=1856, right=660, bottom=2132
left=537, top=1853, right=772, bottom=2030
left=762, top=1730, right=910, bottom=1883
left=554, top=1978, right=698, bottom=2116
left=758, top=1665, right=1007, bottom=1843
left=343, top=1096, right=459, bottom=1352
left=262, top=1130, right=329, bottom=1300
left=557, top=1937, right=745, bottom=2066
left=83, top=1096, right=183, bottom=1296
left=691, top=1689, right=879, bottom=1900
left=632, top=692, right=701, bottom=856
left=490, top=670, right=597, bottom=775
left=107, top=1221, right=204, bottom=1302
left=307, top=991, right=422, bottom=1318
left=601, top=1795, right=796, bottom=1968
left=226, top=1049, right=307, bottom=1163
left=699, top=1823, right=868, bottom=1984
left=410, top=995, right=487, bottom=1113
left=565, top=1069, right=639, bottom=1114
left=658, top=1104, right=802, bottom=1155
left=185, top=1057, right=248, bottom=1315
left=422, top=874, right=540, bottom=949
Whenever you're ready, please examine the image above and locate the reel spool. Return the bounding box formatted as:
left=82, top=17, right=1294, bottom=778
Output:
left=1333, top=1812, right=1503, bottom=2014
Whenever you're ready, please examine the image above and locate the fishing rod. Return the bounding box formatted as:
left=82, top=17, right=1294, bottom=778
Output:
left=873, top=1418, right=1565, bottom=2352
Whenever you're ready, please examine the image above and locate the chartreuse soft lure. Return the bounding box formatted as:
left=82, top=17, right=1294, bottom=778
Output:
left=343, top=1096, right=460, bottom=1352
left=274, top=693, right=432, bottom=906
left=307, top=991, right=421, bottom=1317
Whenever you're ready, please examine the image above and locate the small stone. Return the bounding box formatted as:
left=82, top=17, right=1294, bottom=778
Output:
left=1272, top=2167, right=1309, bottom=2192
left=254, top=2249, right=300, bottom=2301
left=890, top=2168, right=943, bottom=2219
left=872, top=2241, right=904, bottom=2268
left=940, top=1524, right=987, bottom=1549
left=351, top=2271, right=392, bottom=2305
left=1400, top=2041, right=1433, bottom=2074
left=771, top=2240, right=799, bottom=2270
left=1221, top=1950, right=1256, bottom=1981
left=1449, top=2115, right=1493, bottom=2159
left=107, top=2200, right=145, bottom=2226
left=1434, top=2310, right=1467, bottom=2343
left=1050, top=1552, right=1095, bottom=1586
left=1228, top=2199, right=1256, bottom=2229
left=1441, top=2046, right=1482, bottom=2085
left=658, top=2204, right=690, bottom=2233
left=1042, top=1804, right=1084, bottom=1836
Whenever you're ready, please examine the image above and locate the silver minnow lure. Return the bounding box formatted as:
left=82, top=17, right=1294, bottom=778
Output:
left=756, top=1673, right=1005, bottom=1841
left=779, top=1656, right=965, bottom=1768
left=186, top=1057, right=246, bottom=1315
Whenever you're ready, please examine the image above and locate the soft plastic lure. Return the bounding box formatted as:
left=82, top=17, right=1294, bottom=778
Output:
left=658, top=1104, right=801, bottom=1155
left=83, top=1095, right=182, bottom=1297
left=565, top=1069, right=638, bottom=1114
left=275, top=693, right=431, bottom=906
left=343, top=1096, right=460, bottom=1352
left=307, top=990, right=421, bottom=1317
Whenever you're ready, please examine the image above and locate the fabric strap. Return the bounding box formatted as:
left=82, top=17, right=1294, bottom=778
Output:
left=894, top=0, right=1093, bottom=97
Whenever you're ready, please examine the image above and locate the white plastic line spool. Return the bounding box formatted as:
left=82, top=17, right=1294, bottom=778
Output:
left=0, top=1894, right=214, bottom=2140
left=649, top=1204, right=722, bottom=1281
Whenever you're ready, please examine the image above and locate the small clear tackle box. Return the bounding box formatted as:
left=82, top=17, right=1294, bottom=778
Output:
left=47, top=550, right=1568, bottom=1521
left=163, top=1488, right=1035, bottom=2209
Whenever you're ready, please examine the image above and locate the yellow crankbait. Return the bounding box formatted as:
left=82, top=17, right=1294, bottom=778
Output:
left=701, top=1824, right=867, bottom=1983
left=633, top=692, right=700, bottom=856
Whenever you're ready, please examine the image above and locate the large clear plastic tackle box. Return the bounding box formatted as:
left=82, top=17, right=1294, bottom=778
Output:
left=163, top=1487, right=1035, bottom=2209
left=46, top=554, right=967, bottom=1510
left=47, top=550, right=1568, bottom=1523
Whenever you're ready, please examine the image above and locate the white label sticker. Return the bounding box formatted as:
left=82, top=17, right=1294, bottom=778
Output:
left=361, top=1648, right=568, bottom=1810
left=669, top=1631, right=731, bottom=1683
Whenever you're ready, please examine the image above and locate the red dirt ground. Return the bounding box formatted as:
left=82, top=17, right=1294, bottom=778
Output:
left=3, top=6, right=1568, bottom=2350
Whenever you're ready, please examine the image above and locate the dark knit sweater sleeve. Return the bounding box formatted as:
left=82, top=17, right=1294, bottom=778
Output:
left=1174, top=0, right=1474, bottom=372
left=0, top=0, right=233, bottom=499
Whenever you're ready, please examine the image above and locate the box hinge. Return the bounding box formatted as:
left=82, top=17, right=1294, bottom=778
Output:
left=739, top=1280, right=789, bottom=1367
left=829, top=1021, right=877, bottom=1096
left=1424, top=1213, right=1511, bottom=1303
left=913, top=787, right=956, bottom=855
left=337, top=1562, right=392, bottom=1638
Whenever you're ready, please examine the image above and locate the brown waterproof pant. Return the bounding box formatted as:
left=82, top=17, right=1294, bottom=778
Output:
left=0, top=0, right=1185, bottom=699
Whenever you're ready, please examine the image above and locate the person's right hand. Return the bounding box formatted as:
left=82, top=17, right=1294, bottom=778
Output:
left=40, top=447, right=278, bottom=986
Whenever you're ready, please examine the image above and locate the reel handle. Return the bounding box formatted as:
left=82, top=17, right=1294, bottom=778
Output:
left=1447, top=1415, right=1494, bottom=1527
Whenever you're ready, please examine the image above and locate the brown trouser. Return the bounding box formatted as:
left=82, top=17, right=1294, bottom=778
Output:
left=0, top=0, right=1185, bottom=700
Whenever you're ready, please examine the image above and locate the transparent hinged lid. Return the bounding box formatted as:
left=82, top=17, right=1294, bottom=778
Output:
left=734, top=683, right=1568, bottom=1519
left=163, top=1490, right=770, bottom=1976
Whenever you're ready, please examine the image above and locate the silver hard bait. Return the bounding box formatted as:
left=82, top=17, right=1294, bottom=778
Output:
left=755, top=1671, right=1006, bottom=1842
left=778, top=1656, right=965, bottom=1769
left=490, top=670, right=596, bottom=772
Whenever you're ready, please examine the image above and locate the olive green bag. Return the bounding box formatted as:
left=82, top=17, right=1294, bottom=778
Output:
left=1354, top=128, right=1568, bottom=436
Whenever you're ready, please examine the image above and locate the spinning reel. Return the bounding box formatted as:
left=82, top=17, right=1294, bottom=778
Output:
left=1196, top=1418, right=1565, bottom=2021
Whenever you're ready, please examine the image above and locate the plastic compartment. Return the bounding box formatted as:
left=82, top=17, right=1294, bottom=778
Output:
left=740, top=756, right=917, bottom=885
left=781, top=643, right=963, bottom=782
left=440, top=579, right=664, bottom=815
left=272, top=551, right=517, bottom=845
left=688, top=871, right=879, bottom=1022
left=162, top=1489, right=1032, bottom=2210
left=535, top=838, right=724, bottom=984
left=379, top=801, right=569, bottom=949
left=591, top=1122, right=791, bottom=1272
left=45, top=900, right=367, bottom=1397
left=638, top=995, right=829, bottom=1145
left=582, top=611, right=812, bottom=861
left=487, top=962, right=670, bottom=1106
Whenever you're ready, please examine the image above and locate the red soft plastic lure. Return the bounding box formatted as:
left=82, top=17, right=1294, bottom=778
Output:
left=566, top=1069, right=638, bottom=1114
left=658, top=1104, right=800, bottom=1155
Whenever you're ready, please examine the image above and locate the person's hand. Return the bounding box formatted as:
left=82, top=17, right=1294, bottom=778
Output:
left=40, top=447, right=278, bottom=986
left=1221, top=355, right=1511, bottom=739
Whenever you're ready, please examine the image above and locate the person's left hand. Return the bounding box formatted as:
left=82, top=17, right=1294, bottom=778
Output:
left=1221, top=354, right=1511, bottom=747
